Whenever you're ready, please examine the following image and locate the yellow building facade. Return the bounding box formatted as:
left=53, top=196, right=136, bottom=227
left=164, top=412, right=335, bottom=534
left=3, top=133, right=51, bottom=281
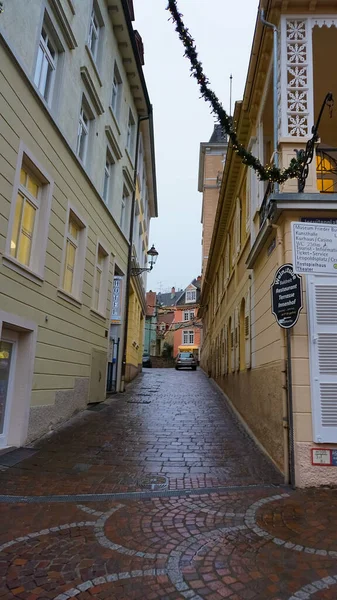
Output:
left=200, top=0, right=337, bottom=487
left=0, top=0, right=155, bottom=447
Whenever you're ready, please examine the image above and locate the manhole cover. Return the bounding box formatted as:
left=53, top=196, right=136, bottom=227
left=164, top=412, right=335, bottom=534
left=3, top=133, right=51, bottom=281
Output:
left=138, top=475, right=168, bottom=491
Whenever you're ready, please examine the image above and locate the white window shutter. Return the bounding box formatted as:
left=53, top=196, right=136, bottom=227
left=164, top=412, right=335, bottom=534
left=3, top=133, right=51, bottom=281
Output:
left=231, top=316, right=235, bottom=372
left=310, top=278, right=337, bottom=443
left=245, top=288, right=251, bottom=369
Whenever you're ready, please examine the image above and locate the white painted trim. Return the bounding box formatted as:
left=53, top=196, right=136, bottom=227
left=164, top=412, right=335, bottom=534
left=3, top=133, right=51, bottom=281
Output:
left=92, top=238, right=110, bottom=316
left=4, top=141, right=54, bottom=282
left=59, top=201, right=88, bottom=303
left=0, top=335, right=17, bottom=448
left=0, top=312, right=38, bottom=447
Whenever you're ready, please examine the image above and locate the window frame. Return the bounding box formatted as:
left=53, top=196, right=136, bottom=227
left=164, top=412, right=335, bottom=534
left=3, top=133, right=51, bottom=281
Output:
left=111, top=62, right=122, bottom=119
left=76, top=101, right=91, bottom=164
left=185, top=289, right=196, bottom=303
left=4, top=142, right=53, bottom=284
left=59, top=204, right=87, bottom=305
left=88, top=4, right=100, bottom=63
left=120, top=185, right=131, bottom=237
left=126, top=109, right=136, bottom=160
left=34, top=23, right=58, bottom=106
left=182, top=329, right=195, bottom=345
left=92, top=241, right=110, bottom=317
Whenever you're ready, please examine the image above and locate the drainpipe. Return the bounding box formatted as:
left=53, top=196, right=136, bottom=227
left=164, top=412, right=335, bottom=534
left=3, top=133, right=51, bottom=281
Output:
left=260, top=9, right=279, bottom=193
left=271, top=221, right=295, bottom=486
left=120, top=113, right=150, bottom=392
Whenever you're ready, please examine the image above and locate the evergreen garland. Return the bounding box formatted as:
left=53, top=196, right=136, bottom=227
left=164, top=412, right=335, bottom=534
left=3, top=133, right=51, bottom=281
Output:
left=167, top=0, right=304, bottom=184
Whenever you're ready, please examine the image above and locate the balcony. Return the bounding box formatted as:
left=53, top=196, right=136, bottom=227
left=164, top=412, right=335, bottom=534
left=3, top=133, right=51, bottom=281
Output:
left=259, top=145, right=337, bottom=229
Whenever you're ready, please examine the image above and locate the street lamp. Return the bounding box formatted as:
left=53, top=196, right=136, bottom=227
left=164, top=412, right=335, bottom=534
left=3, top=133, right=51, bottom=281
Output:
left=130, top=244, right=159, bottom=276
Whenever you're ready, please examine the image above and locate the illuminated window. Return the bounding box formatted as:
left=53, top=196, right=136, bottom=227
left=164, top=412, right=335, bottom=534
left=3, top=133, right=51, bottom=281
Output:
left=61, top=208, right=87, bottom=301
left=10, top=167, right=40, bottom=268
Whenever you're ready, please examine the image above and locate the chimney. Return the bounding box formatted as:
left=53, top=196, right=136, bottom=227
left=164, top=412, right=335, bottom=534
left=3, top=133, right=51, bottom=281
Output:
left=171, top=287, right=175, bottom=298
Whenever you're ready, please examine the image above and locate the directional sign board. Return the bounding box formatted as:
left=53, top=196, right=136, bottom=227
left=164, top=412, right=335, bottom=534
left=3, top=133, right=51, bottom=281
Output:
left=292, top=222, right=337, bottom=275
left=271, top=264, right=303, bottom=329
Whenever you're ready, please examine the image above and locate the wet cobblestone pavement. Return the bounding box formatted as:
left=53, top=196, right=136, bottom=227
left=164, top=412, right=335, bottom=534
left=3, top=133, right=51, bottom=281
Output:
left=1, top=370, right=337, bottom=599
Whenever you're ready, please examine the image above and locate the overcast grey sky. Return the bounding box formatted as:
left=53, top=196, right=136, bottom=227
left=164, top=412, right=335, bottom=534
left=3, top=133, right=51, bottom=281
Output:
left=133, top=0, right=259, bottom=293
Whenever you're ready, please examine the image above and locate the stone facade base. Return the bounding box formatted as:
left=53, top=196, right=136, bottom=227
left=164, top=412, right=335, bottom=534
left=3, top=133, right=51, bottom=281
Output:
left=27, top=377, right=89, bottom=443
left=125, top=362, right=141, bottom=383
left=295, top=442, right=337, bottom=487
left=215, top=363, right=285, bottom=472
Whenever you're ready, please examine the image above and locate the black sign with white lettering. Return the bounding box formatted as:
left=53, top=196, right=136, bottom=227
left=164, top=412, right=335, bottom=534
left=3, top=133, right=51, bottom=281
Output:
left=271, top=264, right=303, bottom=329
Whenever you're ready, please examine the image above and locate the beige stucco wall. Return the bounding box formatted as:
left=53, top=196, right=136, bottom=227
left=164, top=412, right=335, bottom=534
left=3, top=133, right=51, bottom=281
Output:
left=282, top=213, right=337, bottom=487
left=0, top=38, right=128, bottom=442
left=0, top=0, right=139, bottom=227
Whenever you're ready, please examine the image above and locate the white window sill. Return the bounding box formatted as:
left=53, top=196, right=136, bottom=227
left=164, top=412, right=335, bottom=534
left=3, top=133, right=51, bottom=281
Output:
left=2, top=255, right=44, bottom=286
left=90, top=307, right=107, bottom=321
left=108, top=106, right=121, bottom=136
left=85, top=44, right=103, bottom=87
left=57, top=288, right=82, bottom=308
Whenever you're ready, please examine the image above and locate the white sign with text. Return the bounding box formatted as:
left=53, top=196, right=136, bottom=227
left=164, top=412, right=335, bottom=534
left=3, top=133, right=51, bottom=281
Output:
left=292, top=222, right=337, bottom=275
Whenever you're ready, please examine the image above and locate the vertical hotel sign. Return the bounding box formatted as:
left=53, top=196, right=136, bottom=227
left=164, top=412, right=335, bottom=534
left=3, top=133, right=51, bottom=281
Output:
left=111, top=276, right=123, bottom=324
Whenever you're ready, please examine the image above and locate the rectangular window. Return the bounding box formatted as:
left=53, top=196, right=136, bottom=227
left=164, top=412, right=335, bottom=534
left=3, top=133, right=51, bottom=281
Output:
left=5, top=145, right=53, bottom=283
left=63, top=217, right=79, bottom=294
left=102, top=151, right=115, bottom=205
left=88, top=5, right=100, bottom=62
left=93, top=244, right=109, bottom=315
left=10, top=166, right=39, bottom=268
left=126, top=109, right=136, bottom=158
left=183, top=330, right=194, bottom=344
left=186, top=290, right=196, bottom=303
left=111, top=62, right=122, bottom=118
left=103, top=159, right=111, bottom=204
left=183, top=311, right=189, bottom=321
left=61, top=208, right=87, bottom=302
left=120, top=187, right=130, bottom=236
left=76, top=102, right=91, bottom=164
left=34, top=24, right=58, bottom=106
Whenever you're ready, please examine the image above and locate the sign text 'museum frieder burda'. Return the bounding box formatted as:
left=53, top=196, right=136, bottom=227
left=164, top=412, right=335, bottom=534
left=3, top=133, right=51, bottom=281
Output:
left=292, top=222, right=337, bottom=275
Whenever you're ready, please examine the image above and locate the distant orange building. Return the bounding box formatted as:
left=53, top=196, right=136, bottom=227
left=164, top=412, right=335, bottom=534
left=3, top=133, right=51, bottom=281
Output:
left=157, top=278, right=202, bottom=359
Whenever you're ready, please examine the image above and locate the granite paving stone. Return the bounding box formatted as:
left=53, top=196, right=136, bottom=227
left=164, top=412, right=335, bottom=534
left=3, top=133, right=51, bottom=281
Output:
left=1, top=371, right=337, bottom=598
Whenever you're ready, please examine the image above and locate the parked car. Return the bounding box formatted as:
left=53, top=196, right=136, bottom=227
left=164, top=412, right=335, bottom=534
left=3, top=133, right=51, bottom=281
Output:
left=175, top=352, right=197, bottom=371
left=142, top=352, right=152, bottom=368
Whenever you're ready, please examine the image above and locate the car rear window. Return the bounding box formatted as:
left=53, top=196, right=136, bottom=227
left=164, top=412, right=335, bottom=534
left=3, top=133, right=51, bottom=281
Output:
left=179, top=352, right=194, bottom=358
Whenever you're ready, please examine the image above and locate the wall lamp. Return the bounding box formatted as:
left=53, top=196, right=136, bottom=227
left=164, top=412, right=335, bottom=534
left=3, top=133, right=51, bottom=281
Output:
left=130, top=244, right=159, bottom=277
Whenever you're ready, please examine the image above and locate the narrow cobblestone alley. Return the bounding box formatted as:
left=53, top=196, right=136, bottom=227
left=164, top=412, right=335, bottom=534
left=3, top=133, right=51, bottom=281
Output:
left=1, top=370, right=337, bottom=600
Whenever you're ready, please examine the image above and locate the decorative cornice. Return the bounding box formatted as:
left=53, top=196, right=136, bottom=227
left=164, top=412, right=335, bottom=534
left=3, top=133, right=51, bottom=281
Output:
left=105, top=125, right=122, bottom=160
left=49, top=0, right=77, bottom=49
left=80, top=66, right=104, bottom=115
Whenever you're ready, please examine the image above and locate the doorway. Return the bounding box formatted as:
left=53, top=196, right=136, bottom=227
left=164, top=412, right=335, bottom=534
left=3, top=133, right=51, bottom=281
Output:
left=0, top=332, right=17, bottom=449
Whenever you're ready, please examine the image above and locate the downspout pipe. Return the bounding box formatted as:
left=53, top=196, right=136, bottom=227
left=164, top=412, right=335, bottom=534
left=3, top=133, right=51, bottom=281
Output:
left=120, top=113, right=150, bottom=392
left=260, top=9, right=279, bottom=193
